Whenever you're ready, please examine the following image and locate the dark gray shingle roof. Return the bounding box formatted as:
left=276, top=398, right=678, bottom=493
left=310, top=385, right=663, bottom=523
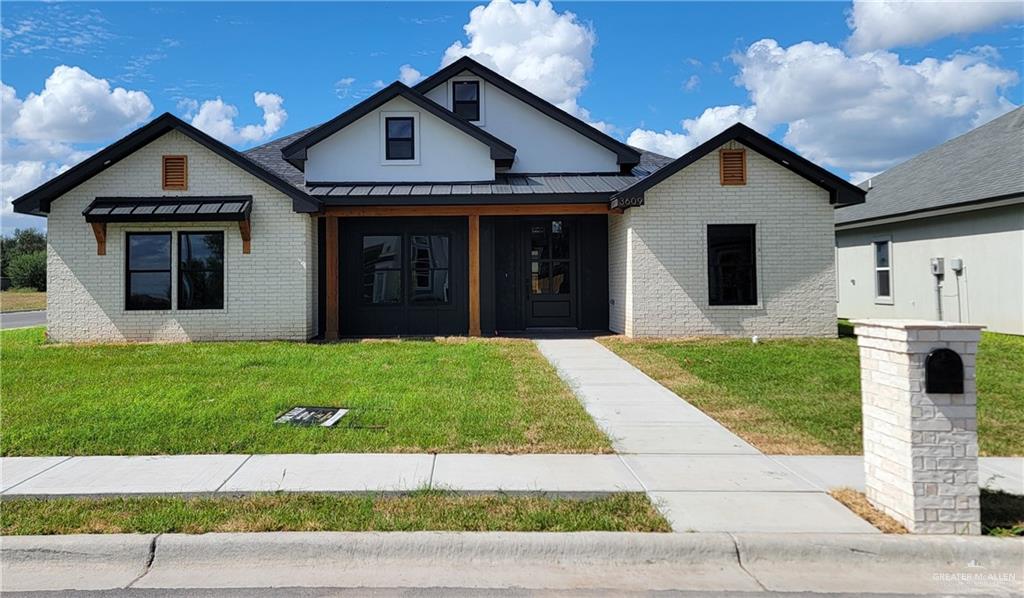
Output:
left=835, top=107, right=1024, bottom=225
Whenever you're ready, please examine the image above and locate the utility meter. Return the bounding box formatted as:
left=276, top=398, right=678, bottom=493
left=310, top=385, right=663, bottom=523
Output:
left=931, top=257, right=944, bottom=276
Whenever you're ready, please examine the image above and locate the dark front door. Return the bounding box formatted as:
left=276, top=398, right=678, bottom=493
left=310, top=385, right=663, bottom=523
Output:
left=525, top=218, right=575, bottom=327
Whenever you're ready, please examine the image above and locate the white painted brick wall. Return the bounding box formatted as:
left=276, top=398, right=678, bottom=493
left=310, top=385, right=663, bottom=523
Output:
left=609, top=141, right=837, bottom=337
left=854, top=319, right=982, bottom=535
left=46, top=130, right=317, bottom=342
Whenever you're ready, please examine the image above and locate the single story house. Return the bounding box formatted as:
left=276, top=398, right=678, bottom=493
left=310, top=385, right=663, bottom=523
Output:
left=13, top=57, right=864, bottom=342
left=836, top=107, right=1023, bottom=335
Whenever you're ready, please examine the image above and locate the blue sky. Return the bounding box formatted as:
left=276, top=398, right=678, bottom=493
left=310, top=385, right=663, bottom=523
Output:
left=2, top=1, right=1022, bottom=232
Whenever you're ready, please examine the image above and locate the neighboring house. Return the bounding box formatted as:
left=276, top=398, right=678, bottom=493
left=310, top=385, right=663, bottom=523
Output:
left=13, top=57, right=864, bottom=343
left=835, top=107, right=1024, bottom=335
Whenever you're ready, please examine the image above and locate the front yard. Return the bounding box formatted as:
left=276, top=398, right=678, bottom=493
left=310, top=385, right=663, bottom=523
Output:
left=602, top=329, right=1023, bottom=456
left=1, top=328, right=610, bottom=456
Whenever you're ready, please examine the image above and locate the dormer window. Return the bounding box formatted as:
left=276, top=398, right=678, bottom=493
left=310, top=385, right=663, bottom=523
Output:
left=385, top=117, right=415, bottom=160
left=452, top=81, right=480, bottom=121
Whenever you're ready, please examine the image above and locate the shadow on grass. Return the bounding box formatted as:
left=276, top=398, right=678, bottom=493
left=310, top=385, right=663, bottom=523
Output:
left=982, top=489, right=1024, bottom=536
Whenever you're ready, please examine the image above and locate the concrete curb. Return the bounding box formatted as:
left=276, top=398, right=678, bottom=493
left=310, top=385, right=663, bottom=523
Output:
left=0, top=533, right=156, bottom=592
left=2, top=532, right=1021, bottom=594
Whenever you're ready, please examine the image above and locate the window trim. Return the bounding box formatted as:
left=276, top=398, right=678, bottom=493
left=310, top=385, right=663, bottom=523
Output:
left=705, top=223, right=761, bottom=309
left=873, top=237, right=894, bottom=305
left=449, top=76, right=485, bottom=125
left=177, top=231, right=225, bottom=311
left=125, top=232, right=172, bottom=311
left=380, top=112, right=420, bottom=165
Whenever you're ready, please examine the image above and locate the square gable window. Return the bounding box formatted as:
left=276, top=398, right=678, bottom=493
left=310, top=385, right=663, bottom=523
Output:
left=385, top=117, right=415, bottom=160
left=452, top=81, right=480, bottom=121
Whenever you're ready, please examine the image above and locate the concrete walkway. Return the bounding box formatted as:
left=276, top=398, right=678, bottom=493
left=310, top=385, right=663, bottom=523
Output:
left=535, top=338, right=880, bottom=533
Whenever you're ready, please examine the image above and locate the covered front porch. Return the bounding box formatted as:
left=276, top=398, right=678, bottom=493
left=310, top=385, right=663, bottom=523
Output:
left=316, top=203, right=613, bottom=339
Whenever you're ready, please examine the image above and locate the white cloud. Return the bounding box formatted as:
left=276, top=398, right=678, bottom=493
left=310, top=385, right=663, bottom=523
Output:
left=627, top=105, right=760, bottom=157
left=334, top=77, right=356, bottom=99
left=443, top=0, right=604, bottom=125
left=848, top=0, right=1024, bottom=52
left=1, top=67, right=151, bottom=224
left=189, top=92, right=287, bottom=146
left=628, top=40, right=1018, bottom=172
left=398, top=65, right=423, bottom=86
left=683, top=74, right=701, bottom=92
left=11, top=65, right=153, bottom=143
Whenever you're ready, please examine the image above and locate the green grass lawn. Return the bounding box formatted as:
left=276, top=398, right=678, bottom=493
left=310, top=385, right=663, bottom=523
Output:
left=0, top=290, right=46, bottom=313
left=601, top=328, right=1023, bottom=456
left=0, top=491, right=670, bottom=535
left=1, top=327, right=610, bottom=456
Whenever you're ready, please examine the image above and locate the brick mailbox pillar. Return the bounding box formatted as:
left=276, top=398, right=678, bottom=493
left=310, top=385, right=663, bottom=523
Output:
left=852, top=319, right=984, bottom=535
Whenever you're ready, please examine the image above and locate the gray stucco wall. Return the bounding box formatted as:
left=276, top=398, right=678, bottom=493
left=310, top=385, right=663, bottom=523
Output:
left=835, top=203, right=1024, bottom=335
left=46, top=130, right=318, bottom=342
left=608, top=140, right=837, bottom=337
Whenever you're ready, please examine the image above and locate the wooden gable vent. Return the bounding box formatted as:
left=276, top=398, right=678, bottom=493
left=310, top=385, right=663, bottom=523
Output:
left=162, top=155, right=188, bottom=191
left=719, top=149, right=746, bottom=186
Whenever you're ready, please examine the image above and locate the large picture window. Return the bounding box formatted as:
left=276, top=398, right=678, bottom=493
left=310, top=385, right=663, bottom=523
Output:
left=707, top=224, right=757, bottom=306
left=126, top=233, right=172, bottom=310
left=362, top=235, right=402, bottom=304
left=178, top=232, right=224, bottom=310
left=410, top=235, right=450, bottom=304
left=385, top=117, right=414, bottom=160
left=874, top=239, right=892, bottom=302
left=452, top=81, right=480, bottom=121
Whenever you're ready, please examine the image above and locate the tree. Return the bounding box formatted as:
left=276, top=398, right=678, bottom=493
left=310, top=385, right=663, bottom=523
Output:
left=1, top=228, right=46, bottom=276
left=7, top=250, right=47, bottom=291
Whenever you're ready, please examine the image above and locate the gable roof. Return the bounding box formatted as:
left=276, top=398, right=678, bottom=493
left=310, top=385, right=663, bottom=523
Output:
left=835, top=107, right=1024, bottom=226
left=11, top=113, right=320, bottom=216
left=415, top=57, right=641, bottom=168
left=609, top=123, right=866, bottom=210
left=279, top=82, right=516, bottom=170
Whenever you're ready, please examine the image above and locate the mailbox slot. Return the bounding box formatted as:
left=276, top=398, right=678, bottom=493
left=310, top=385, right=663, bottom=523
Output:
left=925, top=349, right=964, bottom=394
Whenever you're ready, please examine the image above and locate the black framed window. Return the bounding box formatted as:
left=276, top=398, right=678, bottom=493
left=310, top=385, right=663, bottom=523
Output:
left=452, top=81, right=480, bottom=121
left=385, top=117, right=414, bottom=160
left=708, top=224, right=757, bottom=306
left=126, top=233, right=171, bottom=310
left=178, top=232, right=224, bottom=310
left=410, top=234, right=450, bottom=304
left=362, top=235, right=402, bottom=304
left=874, top=240, right=892, bottom=300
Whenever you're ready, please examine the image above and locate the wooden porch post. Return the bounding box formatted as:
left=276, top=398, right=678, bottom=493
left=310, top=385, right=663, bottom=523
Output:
left=325, top=216, right=340, bottom=341
left=468, top=214, right=481, bottom=336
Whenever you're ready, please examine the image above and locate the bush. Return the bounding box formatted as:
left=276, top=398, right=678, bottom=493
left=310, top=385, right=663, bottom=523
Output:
left=7, top=250, right=46, bottom=291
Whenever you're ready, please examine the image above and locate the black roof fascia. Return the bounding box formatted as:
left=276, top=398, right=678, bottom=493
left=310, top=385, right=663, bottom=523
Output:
left=609, top=123, right=867, bottom=210
left=280, top=82, right=516, bottom=169
left=11, top=113, right=320, bottom=216
left=415, top=57, right=641, bottom=168
left=83, top=196, right=253, bottom=223
left=319, top=192, right=611, bottom=207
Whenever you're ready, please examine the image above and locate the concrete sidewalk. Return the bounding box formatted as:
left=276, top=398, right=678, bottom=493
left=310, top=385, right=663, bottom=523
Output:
left=0, top=309, right=45, bottom=330
left=0, top=453, right=642, bottom=498
left=3, top=531, right=1020, bottom=595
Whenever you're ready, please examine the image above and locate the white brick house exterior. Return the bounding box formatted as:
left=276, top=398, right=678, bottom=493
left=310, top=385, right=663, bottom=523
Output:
left=609, top=141, right=837, bottom=337
left=13, top=58, right=863, bottom=342
left=45, top=130, right=318, bottom=342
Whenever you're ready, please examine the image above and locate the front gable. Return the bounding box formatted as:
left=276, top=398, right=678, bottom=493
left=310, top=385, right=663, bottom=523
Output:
left=421, top=70, right=623, bottom=174
left=303, top=95, right=498, bottom=183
